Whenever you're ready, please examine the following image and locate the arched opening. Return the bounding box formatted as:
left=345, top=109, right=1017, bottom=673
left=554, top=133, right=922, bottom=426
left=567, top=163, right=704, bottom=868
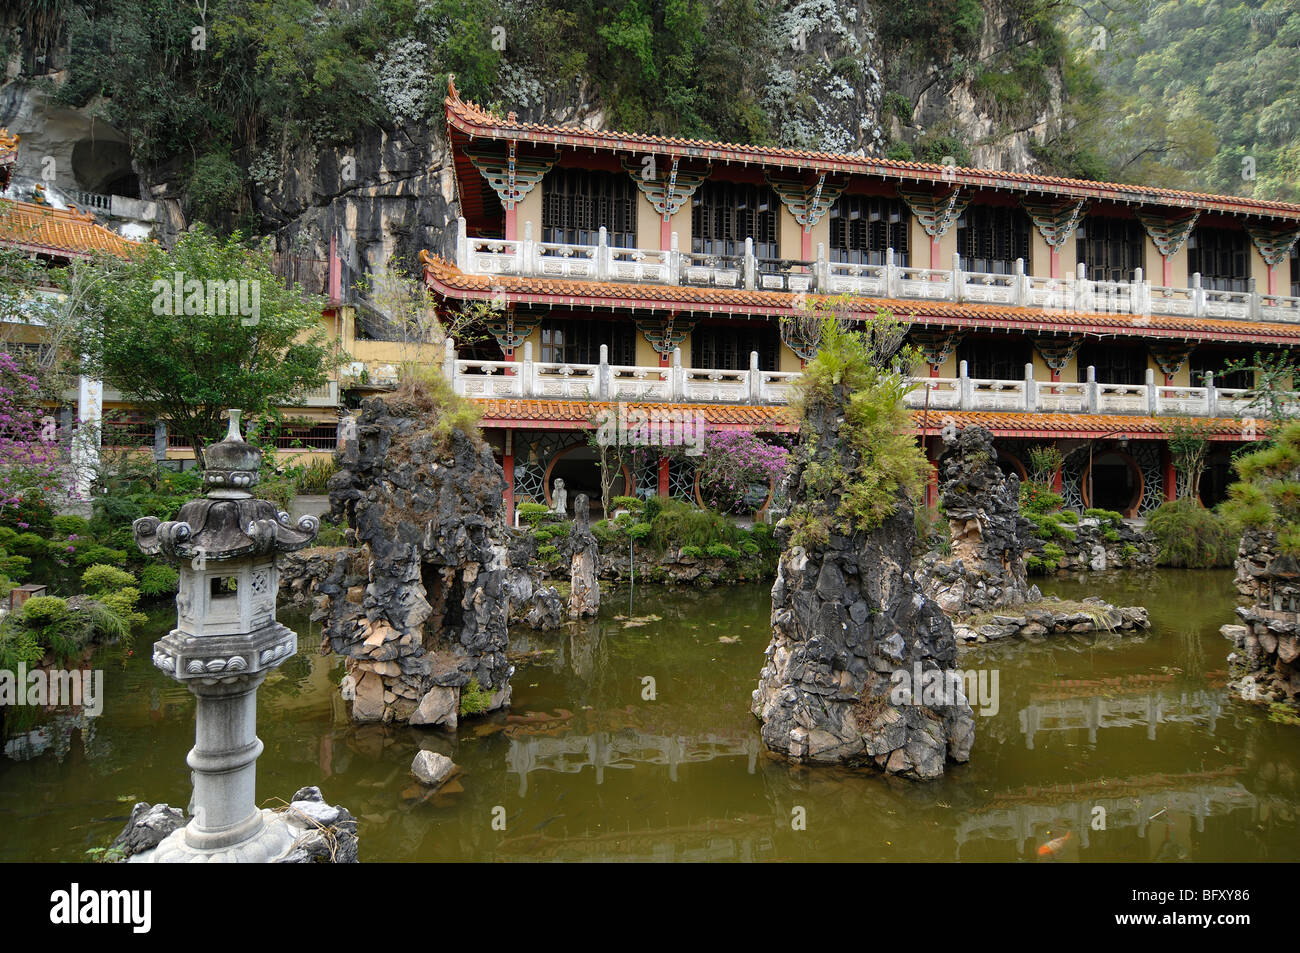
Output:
left=1199, top=448, right=1235, bottom=508
left=71, top=137, right=134, bottom=195
left=543, top=444, right=630, bottom=518
left=994, top=448, right=1027, bottom=483
left=1082, top=450, right=1142, bottom=515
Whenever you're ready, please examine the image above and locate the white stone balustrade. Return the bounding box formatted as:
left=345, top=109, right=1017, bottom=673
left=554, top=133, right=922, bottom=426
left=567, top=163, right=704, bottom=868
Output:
left=444, top=338, right=1284, bottom=419
left=452, top=217, right=1300, bottom=324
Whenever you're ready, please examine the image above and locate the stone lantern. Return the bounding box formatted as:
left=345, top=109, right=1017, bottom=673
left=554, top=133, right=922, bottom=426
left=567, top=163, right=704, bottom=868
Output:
left=130, top=410, right=319, bottom=862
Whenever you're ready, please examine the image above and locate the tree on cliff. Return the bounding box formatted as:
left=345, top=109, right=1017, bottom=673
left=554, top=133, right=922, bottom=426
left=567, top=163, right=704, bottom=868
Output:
left=72, top=226, right=344, bottom=467
left=783, top=301, right=927, bottom=548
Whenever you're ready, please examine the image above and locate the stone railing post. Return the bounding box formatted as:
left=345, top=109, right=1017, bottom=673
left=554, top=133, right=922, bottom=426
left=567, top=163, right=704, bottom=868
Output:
left=521, top=340, right=536, bottom=398
left=598, top=343, right=611, bottom=400
left=1013, top=257, right=1027, bottom=307
left=886, top=247, right=898, bottom=298
left=1086, top=365, right=1099, bottom=414
left=519, top=220, right=533, bottom=276
left=597, top=226, right=610, bottom=281
left=1249, top=276, right=1261, bottom=321
left=1145, top=367, right=1158, bottom=415
left=1133, top=266, right=1149, bottom=317
left=1206, top=371, right=1218, bottom=418
left=456, top=216, right=469, bottom=271
left=669, top=231, right=681, bottom=286
left=952, top=252, right=965, bottom=303
left=443, top=337, right=457, bottom=388
left=670, top=347, right=684, bottom=401
left=958, top=359, right=972, bottom=410
left=1192, top=272, right=1205, bottom=317
left=1024, top=362, right=1036, bottom=412
left=744, top=237, right=757, bottom=290
left=815, top=241, right=828, bottom=291
left=1074, top=260, right=1090, bottom=314
left=747, top=350, right=761, bottom=403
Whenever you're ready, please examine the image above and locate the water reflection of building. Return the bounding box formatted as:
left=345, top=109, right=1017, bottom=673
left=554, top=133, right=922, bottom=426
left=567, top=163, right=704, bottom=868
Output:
left=496, top=818, right=775, bottom=862
left=506, top=730, right=761, bottom=795
left=3, top=710, right=109, bottom=763
left=1019, top=680, right=1225, bottom=748
left=955, top=770, right=1257, bottom=858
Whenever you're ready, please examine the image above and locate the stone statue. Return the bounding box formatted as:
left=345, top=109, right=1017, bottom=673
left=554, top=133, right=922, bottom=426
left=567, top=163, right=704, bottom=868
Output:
left=574, top=491, right=590, bottom=530
left=568, top=493, right=599, bottom=620
left=552, top=478, right=567, bottom=516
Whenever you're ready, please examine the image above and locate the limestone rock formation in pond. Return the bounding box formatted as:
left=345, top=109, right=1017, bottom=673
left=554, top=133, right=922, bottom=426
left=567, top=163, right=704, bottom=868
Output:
left=1226, top=529, right=1300, bottom=706
left=568, top=493, right=600, bottom=619
left=752, top=381, right=974, bottom=781
left=918, top=426, right=1037, bottom=613
left=322, top=388, right=512, bottom=725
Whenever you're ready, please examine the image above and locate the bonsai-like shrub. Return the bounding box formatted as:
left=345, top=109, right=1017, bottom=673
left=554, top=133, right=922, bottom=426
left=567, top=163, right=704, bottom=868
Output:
left=139, top=563, right=181, bottom=596
left=81, top=564, right=137, bottom=594
left=1146, top=500, right=1237, bottom=568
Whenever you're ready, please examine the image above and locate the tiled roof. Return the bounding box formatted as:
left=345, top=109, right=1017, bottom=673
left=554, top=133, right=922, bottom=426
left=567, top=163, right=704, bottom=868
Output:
left=472, top=398, right=1258, bottom=441
left=445, top=79, right=1300, bottom=221
left=0, top=197, right=139, bottom=259
left=421, top=253, right=1300, bottom=346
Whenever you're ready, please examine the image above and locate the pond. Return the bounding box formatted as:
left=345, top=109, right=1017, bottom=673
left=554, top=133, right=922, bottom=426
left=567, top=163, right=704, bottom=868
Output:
left=2, top=569, right=1296, bottom=862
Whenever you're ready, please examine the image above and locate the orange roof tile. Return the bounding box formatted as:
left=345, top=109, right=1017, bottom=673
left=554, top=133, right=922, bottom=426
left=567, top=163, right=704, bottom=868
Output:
left=472, top=398, right=1257, bottom=441
left=0, top=197, right=140, bottom=259
left=422, top=253, right=1300, bottom=346
left=445, top=79, right=1300, bottom=221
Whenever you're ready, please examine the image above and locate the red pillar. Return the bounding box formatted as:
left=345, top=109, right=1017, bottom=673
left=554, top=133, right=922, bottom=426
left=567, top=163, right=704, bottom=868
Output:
left=1162, top=255, right=1173, bottom=287
left=926, top=440, right=940, bottom=509
left=660, top=215, right=672, bottom=251
left=1052, top=465, right=1063, bottom=494
left=930, top=237, right=941, bottom=270
left=801, top=228, right=812, bottom=262
left=657, top=456, right=670, bottom=499
left=505, top=205, right=518, bottom=241
left=1050, top=248, right=1061, bottom=279
left=930, top=363, right=940, bottom=378
left=503, top=429, right=516, bottom=524
left=1268, top=263, right=1278, bottom=296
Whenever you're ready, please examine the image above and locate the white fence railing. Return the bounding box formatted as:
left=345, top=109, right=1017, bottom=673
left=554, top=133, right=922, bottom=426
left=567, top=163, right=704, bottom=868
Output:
left=443, top=339, right=1281, bottom=419
left=454, top=216, right=1300, bottom=325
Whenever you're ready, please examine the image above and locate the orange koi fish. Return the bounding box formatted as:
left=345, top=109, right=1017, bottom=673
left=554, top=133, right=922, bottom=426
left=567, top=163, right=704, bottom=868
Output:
left=1037, top=832, right=1073, bottom=857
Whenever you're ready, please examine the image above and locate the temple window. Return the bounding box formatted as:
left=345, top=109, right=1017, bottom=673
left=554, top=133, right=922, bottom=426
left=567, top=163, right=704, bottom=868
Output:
left=1076, top=217, right=1144, bottom=282
left=828, top=195, right=909, bottom=266
left=957, top=337, right=1032, bottom=380
left=1290, top=242, right=1298, bottom=297
left=539, top=318, right=636, bottom=366
left=1187, top=226, right=1250, bottom=292
left=1190, top=350, right=1253, bottom=390
left=541, top=168, right=637, bottom=248
left=691, top=181, right=779, bottom=262
left=692, top=323, right=779, bottom=371
left=956, top=205, right=1031, bottom=275
left=1076, top=341, right=1147, bottom=385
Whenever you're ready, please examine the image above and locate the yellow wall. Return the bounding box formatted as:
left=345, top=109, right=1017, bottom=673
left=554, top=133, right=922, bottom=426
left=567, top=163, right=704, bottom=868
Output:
left=1143, top=235, right=1189, bottom=287
left=636, top=191, right=661, bottom=250
left=517, top=188, right=544, bottom=241
left=777, top=207, right=801, bottom=261
left=935, top=228, right=958, bottom=272
left=634, top=332, right=661, bottom=367
left=778, top=341, right=803, bottom=372
left=1250, top=244, right=1272, bottom=293
left=908, top=219, right=932, bottom=269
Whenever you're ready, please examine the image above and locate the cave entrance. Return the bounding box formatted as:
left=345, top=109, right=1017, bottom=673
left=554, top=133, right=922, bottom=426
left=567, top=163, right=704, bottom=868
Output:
left=420, top=562, right=464, bottom=651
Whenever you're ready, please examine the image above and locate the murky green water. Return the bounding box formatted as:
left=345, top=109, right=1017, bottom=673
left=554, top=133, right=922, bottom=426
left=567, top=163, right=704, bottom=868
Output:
left=2, top=569, right=1297, bottom=862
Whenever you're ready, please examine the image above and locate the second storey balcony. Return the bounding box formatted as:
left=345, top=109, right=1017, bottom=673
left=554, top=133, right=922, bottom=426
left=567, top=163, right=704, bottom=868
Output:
left=441, top=339, right=1286, bottom=421
left=455, top=217, right=1300, bottom=326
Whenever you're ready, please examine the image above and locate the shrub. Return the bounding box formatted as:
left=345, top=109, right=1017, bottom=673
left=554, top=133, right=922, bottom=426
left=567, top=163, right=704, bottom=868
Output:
left=740, top=541, right=760, bottom=557
left=81, top=564, right=137, bottom=594
left=1027, top=542, right=1067, bottom=574
left=75, top=545, right=128, bottom=569
left=610, top=495, right=644, bottom=514
left=1056, top=509, right=1079, bottom=524
left=10, top=532, right=49, bottom=558
left=536, top=544, right=559, bottom=562
left=20, top=595, right=70, bottom=628
left=649, top=499, right=737, bottom=552
left=292, top=457, right=337, bottom=495
left=1103, top=528, right=1121, bottom=542
left=628, top=522, right=652, bottom=541
left=0, top=552, right=30, bottom=580
left=1085, top=508, right=1124, bottom=526
left=678, top=545, right=703, bottom=559
left=459, top=677, right=491, bottom=716
left=517, top=502, right=553, bottom=527
left=704, top=543, right=741, bottom=561
left=1146, top=500, right=1238, bottom=568
left=0, top=625, right=42, bottom=671
left=139, top=563, right=180, bottom=596
left=52, top=515, right=91, bottom=538
left=98, top=587, right=148, bottom=628
left=1019, top=482, right=1064, bottom=516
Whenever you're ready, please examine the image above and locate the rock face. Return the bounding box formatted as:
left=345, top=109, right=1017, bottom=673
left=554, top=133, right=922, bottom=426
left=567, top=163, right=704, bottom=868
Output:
left=919, top=426, right=1037, bottom=614
left=951, top=597, right=1150, bottom=645
left=567, top=494, right=600, bottom=620
left=110, top=803, right=185, bottom=860
left=322, top=389, right=513, bottom=724
left=752, top=383, right=974, bottom=781
left=411, top=750, right=457, bottom=788
left=1227, top=529, right=1300, bottom=706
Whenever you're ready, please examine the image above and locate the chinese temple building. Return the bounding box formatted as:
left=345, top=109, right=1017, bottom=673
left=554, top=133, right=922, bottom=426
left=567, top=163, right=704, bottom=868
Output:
left=425, top=77, right=1300, bottom=522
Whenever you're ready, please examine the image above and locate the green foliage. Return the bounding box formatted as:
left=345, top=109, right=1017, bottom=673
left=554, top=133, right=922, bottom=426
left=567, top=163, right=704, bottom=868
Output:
left=0, top=625, right=43, bottom=672
left=1084, top=508, right=1124, bottom=527
left=628, top=522, right=653, bottom=542
left=52, top=515, right=91, bottom=538
left=139, top=563, right=181, bottom=597
left=536, top=544, right=559, bottom=562
left=611, top=496, right=644, bottom=513
left=1147, top=500, right=1238, bottom=568
left=1020, top=482, right=1065, bottom=516
left=20, top=596, right=70, bottom=629
left=459, top=677, right=492, bottom=716
left=1222, top=421, right=1300, bottom=553
left=81, top=564, right=137, bottom=594
left=291, top=457, right=338, bottom=495
left=678, top=545, right=703, bottom=559
left=1026, top=542, right=1067, bottom=575
left=648, top=499, right=738, bottom=552
left=75, top=545, right=128, bottom=569
left=74, top=226, right=342, bottom=466
left=98, top=587, right=149, bottom=628
left=704, top=543, right=740, bottom=561
left=517, top=502, right=554, bottom=527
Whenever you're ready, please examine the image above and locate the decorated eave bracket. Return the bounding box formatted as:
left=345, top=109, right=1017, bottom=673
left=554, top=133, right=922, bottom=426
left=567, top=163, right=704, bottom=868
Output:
left=898, top=185, right=970, bottom=239
left=622, top=157, right=711, bottom=221
left=466, top=142, right=559, bottom=210
left=1148, top=340, right=1194, bottom=379
left=766, top=172, right=846, bottom=232
left=910, top=330, right=965, bottom=371
left=1134, top=207, right=1201, bottom=259
left=1243, top=221, right=1300, bottom=268
left=1021, top=196, right=1088, bottom=248
left=485, top=307, right=544, bottom=357
left=1033, top=335, right=1083, bottom=374
left=636, top=313, right=697, bottom=356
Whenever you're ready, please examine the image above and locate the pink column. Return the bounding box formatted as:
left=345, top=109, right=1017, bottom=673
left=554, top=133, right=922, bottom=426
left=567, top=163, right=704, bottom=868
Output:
left=505, top=205, right=518, bottom=241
